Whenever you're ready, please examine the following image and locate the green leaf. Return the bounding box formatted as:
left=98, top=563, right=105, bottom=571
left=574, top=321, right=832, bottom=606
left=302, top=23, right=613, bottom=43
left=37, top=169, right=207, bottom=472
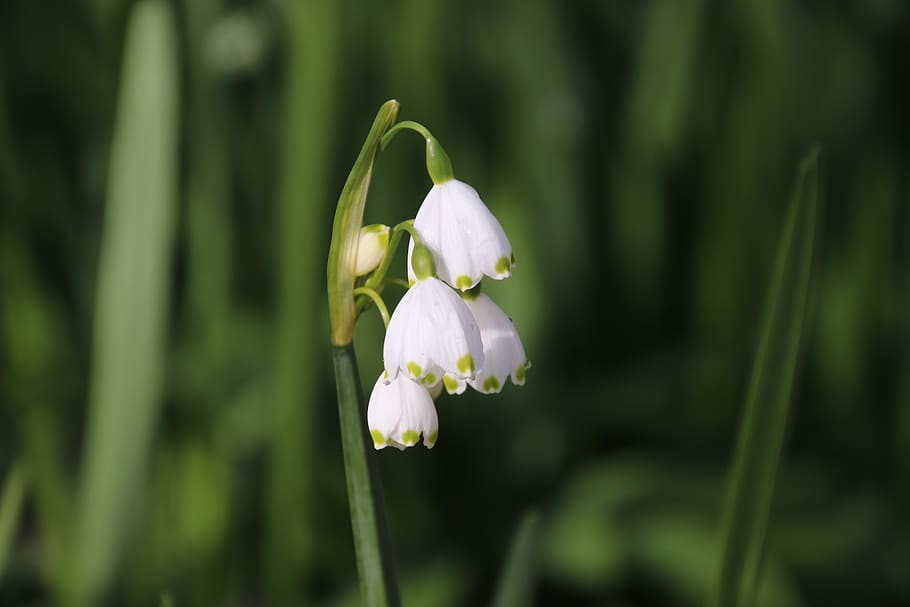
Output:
left=0, top=462, right=27, bottom=584
left=71, top=2, right=179, bottom=604
left=712, top=148, right=820, bottom=607
left=491, top=511, right=541, bottom=607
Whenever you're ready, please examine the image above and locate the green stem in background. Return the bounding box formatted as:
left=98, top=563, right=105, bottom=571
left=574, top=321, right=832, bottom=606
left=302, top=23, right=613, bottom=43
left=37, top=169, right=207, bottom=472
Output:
left=355, top=220, right=417, bottom=314
left=491, top=511, right=541, bottom=607
left=711, top=148, right=820, bottom=607
left=0, top=462, right=28, bottom=584
left=353, top=287, right=390, bottom=328
left=266, top=0, right=341, bottom=600
left=333, top=345, right=400, bottom=606
left=183, top=0, right=231, bottom=392
left=327, top=100, right=400, bottom=346
left=71, top=2, right=179, bottom=605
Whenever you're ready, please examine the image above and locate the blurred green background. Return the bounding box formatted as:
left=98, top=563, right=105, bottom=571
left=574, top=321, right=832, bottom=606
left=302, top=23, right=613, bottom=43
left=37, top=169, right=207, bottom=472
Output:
left=1, top=0, right=908, bottom=605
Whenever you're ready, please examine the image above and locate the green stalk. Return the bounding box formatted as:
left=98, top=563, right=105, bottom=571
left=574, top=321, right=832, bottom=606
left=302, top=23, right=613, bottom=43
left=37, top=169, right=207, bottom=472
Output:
left=333, top=345, right=400, bottom=606
left=327, top=101, right=401, bottom=605
left=711, top=149, right=820, bottom=607
left=183, top=0, right=230, bottom=385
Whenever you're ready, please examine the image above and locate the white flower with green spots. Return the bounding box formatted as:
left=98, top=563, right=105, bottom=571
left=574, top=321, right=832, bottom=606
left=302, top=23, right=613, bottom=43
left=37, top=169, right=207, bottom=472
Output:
left=414, top=179, right=513, bottom=291
left=383, top=247, right=484, bottom=386
left=367, top=373, right=438, bottom=450
left=443, top=292, right=530, bottom=395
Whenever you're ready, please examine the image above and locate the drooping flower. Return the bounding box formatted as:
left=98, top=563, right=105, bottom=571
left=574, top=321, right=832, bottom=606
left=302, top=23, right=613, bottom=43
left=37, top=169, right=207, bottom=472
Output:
left=414, top=179, right=513, bottom=291
left=367, top=373, right=438, bottom=449
left=383, top=244, right=484, bottom=386
left=443, top=292, right=530, bottom=395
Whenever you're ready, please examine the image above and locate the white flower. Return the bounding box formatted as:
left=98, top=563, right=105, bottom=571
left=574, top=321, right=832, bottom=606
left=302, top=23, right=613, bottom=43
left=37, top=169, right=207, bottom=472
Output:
left=353, top=224, right=390, bottom=276
left=383, top=275, right=484, bottom=386
left=443, top=293, right=530, bottom=395
left=367, top=373, right=438, bottom=449
left=414, top=179, right=513, bottom=291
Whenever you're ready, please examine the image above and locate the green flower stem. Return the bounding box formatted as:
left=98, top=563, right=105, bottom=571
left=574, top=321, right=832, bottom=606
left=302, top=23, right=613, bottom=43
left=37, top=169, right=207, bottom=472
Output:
left=379, top=120, right=453, bottom=183
left=353, top=287, right=391, bottom=328
left=333, top=345, right=400, bottom=607
left=355, top=219, right=418, bottom=314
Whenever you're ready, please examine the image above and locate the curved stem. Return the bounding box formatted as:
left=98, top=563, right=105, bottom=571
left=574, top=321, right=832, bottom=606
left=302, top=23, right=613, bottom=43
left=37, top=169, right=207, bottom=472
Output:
left=354, top=287, right=390, bottom=328
left=379, top=121, right=453, bottom=183
left=380, top=120, right=433, bottom=150
left=386, top=278, right=411, bottom=290
left=356, top=220, right=419, bottom=314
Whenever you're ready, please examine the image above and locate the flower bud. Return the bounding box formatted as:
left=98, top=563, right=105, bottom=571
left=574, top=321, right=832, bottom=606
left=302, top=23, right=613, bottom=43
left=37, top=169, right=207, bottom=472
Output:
left=354, top=224, right=390, bottom=276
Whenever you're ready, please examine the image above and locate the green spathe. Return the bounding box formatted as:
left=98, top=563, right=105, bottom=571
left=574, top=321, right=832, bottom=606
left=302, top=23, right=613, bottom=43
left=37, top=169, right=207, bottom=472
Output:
left=327, top=100, right=400, bottom=346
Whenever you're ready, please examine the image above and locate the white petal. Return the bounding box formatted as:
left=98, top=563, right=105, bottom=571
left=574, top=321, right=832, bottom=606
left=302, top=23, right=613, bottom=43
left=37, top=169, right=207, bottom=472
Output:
left=414, top=180, right=512, bottom=291
left=406, top=237, right=416, bottom=286
left=391, top=376, right=439, bottom=448
left=464, top=294, right=528, bottom=393
left=442, top=373, right=467, bottom=395
left=367, top=374, right=403, bottom=449
left=368, top=373, right=439, bottom=450
left=427, top=379, right=444, bottom=400
left=447, top=180, right=513, bottom=281
left=384, top=277, right=484, bottom=382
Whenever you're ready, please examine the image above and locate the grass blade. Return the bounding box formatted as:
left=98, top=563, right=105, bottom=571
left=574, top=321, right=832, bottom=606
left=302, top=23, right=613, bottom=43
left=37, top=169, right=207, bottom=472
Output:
left=712, top=148, right=820, bottom=607
left=265, top=0, right=341, bottom=600
left=72, top=2, right=179, bottom=604
left=491, top=511, right=541, bottom=607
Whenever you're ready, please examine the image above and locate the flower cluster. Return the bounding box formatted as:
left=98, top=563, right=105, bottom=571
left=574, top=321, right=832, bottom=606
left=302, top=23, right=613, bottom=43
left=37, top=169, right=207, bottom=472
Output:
left=367, top=178, right=530, bottom=451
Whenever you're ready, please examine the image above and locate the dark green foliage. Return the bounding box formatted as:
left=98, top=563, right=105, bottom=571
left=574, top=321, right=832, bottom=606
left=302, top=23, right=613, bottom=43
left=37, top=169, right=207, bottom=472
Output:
left=0, top=0, right=906, bottom=605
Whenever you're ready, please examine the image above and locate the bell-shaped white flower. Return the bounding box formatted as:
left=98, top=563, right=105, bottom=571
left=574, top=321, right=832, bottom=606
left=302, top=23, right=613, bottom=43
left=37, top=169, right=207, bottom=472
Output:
left=367, top=373, right=438, bottom=449
left=414, top=179, right=513, bottom=291
left=384, top=244, right=484, bottom=385
left=442, top=292, right=530, bottom=395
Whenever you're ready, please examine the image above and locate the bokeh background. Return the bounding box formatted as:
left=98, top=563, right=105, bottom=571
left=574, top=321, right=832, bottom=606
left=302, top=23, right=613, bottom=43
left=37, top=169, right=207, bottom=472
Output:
left=1, top=0, right=908, bottom=605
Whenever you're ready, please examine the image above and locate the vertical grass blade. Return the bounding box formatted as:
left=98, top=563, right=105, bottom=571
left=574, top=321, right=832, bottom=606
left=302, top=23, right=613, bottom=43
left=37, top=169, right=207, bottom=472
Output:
left=183, top=0, right=230, bottom=382
left=0, top=462, right=27, bottom=584
left=333, top=345, right=400, bottom=607
left=266, top=0, right=340, bottom=601
left=712, top=149, right=820, bottom=607
left=491, top=511, right=541, bottom=607
left=72, top=2, right=179, bottom=604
